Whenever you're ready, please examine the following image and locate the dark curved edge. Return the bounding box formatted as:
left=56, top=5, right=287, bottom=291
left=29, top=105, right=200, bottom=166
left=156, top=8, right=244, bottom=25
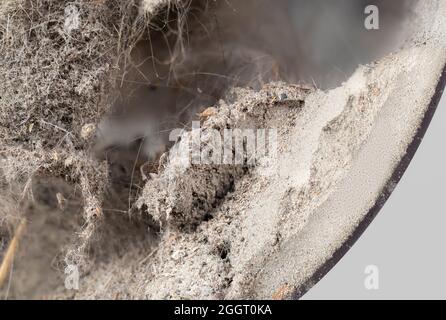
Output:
left=292, top=62, right=446, bottom=300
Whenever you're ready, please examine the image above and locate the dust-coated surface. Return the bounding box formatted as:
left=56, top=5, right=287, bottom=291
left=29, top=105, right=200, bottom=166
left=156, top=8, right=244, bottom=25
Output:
left=305, top=92, right=446, bottom=300
left=0, top=0, right=445, bottom=299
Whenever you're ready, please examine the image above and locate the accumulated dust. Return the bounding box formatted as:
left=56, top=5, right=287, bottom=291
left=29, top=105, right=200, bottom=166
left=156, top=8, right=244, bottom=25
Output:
left=1, top=0, right=442, bottom=300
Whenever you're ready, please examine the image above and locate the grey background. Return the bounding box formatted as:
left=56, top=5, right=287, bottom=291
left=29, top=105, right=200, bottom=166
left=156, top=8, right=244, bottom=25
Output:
left=304, top=91, right=446, bottom=300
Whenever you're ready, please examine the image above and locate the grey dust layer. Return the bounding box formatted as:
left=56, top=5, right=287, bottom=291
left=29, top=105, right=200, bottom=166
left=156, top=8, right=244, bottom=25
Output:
left=0, top=0, right=445, bottom=299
